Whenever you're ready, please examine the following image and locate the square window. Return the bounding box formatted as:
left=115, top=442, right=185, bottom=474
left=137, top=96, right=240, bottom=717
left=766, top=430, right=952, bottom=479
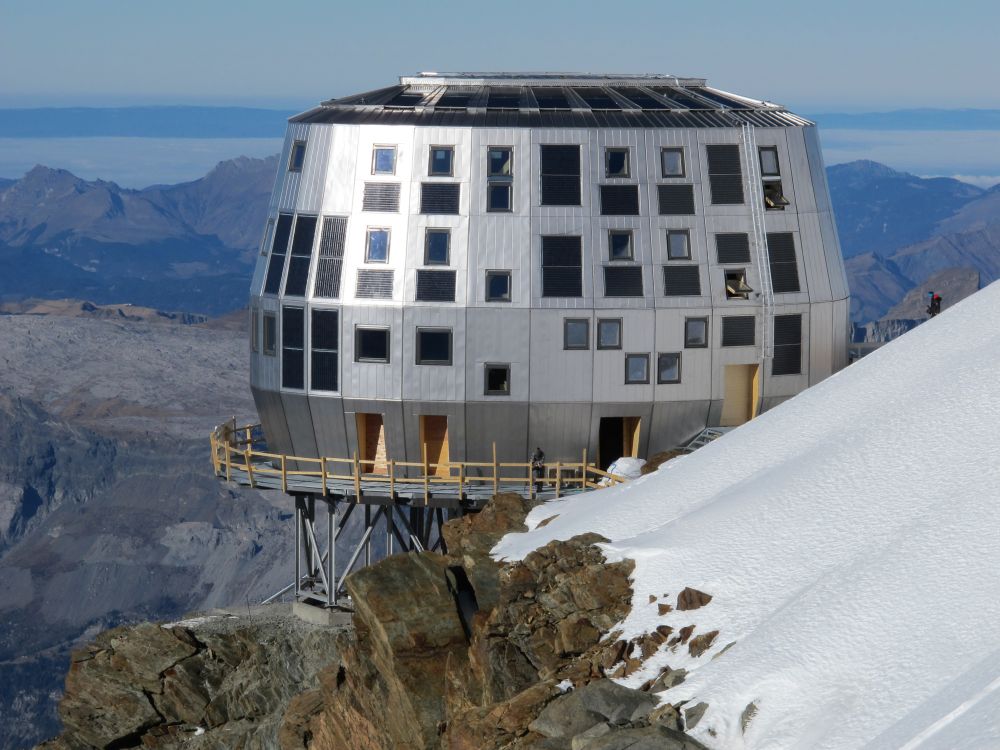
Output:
left=608, top=230, right=633, bottom=261
left=685, top=318, right=708, bottom=348
left=564, top=318, right=589, bottom=350
left=372, top=146, right=396, bottom=175
left=416, top=328, right=452, bottom=365
left=661, top=147, right=685, bottom=178
left=605, top=148, right=630, bottom=178
left=657, top=352, right=681, bottom=384
left=429, top=146, right=454, bottom=176
left=425, top=229, right=450, bottom=265
left=288, top=141, right=306, bottom=172
left=488, top=147, right=512, bottom=176
left=625, top=353, right=650, bottom=384
left=725, top=269, right=753, bottom=300
left=262, top=312, right=276, bottom=355
left=487, top=183, right=513, bottom=212
left=366, top=228, right=389, bottom=262
left=759, top=146, right=780, bottom=177
left=485, top=270, right=511, bottom=302
left=484, top=363, right=511, bottom=395
left=355, top=327, right=390, bottom=363
left=666, top=230, right=690, bottom=260
left=597, top=318, right=622, bottom=350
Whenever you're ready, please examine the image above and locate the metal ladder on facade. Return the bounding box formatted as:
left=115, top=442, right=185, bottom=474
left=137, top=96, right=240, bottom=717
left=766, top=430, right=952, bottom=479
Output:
left=741, top=123, right=775, bottom=360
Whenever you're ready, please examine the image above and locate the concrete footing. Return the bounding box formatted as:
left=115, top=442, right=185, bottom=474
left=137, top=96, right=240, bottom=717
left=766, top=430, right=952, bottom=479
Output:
left=292, top=601, right=353, bottom=627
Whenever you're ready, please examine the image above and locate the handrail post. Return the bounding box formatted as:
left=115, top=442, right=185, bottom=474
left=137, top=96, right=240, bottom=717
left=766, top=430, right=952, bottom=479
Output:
left=492, top=442, right=499, bottom=496
left=555, top=461, right=562, bottom=498
left=321, top=457, right=328, bottom=497
left=582, top=448, right=588, bottom=487
left=353, top=451, right=361, bottom=503
left=389, top=459, right=396, bottom=500
left=244, top=448, right=255, bottom=488
left=280, top=454, right=287, bottom=493
left=224, top=443, right=232, bottom=482
left=459, top=463, right=465, bottom=501
left=422, top=443, right=430, bottom=506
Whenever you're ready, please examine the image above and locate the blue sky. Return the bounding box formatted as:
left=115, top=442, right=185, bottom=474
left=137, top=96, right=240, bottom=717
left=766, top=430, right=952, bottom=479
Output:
left=2, top=0, right=999, bottom=111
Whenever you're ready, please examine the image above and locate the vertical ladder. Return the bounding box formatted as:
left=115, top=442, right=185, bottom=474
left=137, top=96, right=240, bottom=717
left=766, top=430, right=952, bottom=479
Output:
left=742, top=123, right=774, bottom=359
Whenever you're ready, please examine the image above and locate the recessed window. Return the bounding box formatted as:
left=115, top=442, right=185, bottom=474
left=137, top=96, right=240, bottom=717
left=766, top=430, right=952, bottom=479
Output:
left=763, top=181, right=790, bottom=210
left=281, top=306, right=305, bottom=390
left=484, top=363, right=511, bottom=395
left=263, top=312, right=277, bottom=356
left=625, top=353, right=650, bottom=384
left=355, top=327, right=390, bottom=363
left=487, top=147, right=513, bottom=212
left=540, top=144, right=581, bottom=206
left=725, top=269, right=753, bottom=300
left=485, top=270, right=512, bottom=302
left=773, top=314, right=803, bottom=376
left=666, top=230, right=690, bottom=260
left=372, top=146, right=396, bottom=175
left=429, top=146, right=454, bottom=176
left=311, top=309, right=339, bottom=392
left=605, top=148, right=630, bottom=178
left=251, top=307, right=259, bottom=353
left=759, top=147, right=780, bottom=177
left=657, top=352, right=681, bottom=384
left=488, top=147, right=512, bottom=176
left=722, top=316, right=756, bottom=347
left=608, top=230, right=633, bottom=261
left=288, top=141, right=306, bottom=172
left=597, top=318, right=622, bottom=350
left=487, top=184, right=512, bottom=212
left=366, top=228, right=390, bottom=263
left=542, top=236, right=583, bottom=298
left=416, top=328, right=452, bottom=365
left=706, top=144, right=744, bottom=205
left=564, top=318, right=589, bottom=350
left=660, top=147, right=685, bottom=178
left=685, top=317, right=708, bottom=348
left=425, top=229, right=450, bottom=265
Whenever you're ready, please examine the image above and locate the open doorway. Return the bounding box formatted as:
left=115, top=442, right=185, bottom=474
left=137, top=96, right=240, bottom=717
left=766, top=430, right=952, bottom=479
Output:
left=419, top=415, right=450, bottom=477
left=598, top=416, right=641, bottom=470
left=355, top=413, right=388, bottom=475
left=720, top=364, right=760, bottom=426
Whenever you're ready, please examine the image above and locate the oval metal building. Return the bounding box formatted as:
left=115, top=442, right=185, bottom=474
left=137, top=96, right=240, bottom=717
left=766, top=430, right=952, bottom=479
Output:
left=249, top=72, right=849, bottom=472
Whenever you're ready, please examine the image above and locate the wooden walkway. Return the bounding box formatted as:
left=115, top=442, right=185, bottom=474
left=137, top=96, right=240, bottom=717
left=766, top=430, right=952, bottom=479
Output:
left=211, top=421, right=625, bottom=508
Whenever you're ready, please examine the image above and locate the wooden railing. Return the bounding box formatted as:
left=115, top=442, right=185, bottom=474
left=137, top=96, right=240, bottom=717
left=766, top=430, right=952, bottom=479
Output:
left=210, top=420, right=625, bottom=502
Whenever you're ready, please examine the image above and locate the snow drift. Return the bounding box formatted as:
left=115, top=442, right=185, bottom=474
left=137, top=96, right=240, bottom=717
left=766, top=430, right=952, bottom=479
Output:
left=494, top=282, right=1000, bottom=749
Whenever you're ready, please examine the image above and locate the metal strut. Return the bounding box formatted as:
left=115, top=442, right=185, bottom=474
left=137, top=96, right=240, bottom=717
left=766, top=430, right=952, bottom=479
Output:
left=742, top=122, right=775, bottom=360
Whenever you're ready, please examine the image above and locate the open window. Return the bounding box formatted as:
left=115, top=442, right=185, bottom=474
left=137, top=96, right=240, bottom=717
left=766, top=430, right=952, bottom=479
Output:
left=725, top=269, right=753, bottom=300
left=484, top=363, right=511, bottom=395
left=759, top=146, right=790, bottom=210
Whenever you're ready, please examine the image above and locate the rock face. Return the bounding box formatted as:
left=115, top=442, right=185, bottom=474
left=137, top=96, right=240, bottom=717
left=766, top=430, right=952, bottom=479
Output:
left=39, top=605, right=345, bottom=749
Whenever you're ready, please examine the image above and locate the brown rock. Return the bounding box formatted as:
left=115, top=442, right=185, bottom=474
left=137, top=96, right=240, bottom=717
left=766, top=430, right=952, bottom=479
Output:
left=676, top=587, right=713, bottom=611
left=657, top=603, right=673, bottom=616
left=677, top=625, right=695, bottom=644
left=688, top=630, right=719, bottom=658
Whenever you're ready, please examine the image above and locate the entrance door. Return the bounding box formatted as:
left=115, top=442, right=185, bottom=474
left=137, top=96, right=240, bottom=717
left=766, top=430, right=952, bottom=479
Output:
left=720, top=365, right=760, bottom=427
left=598, top=417, right=640, bottom=470
left=356, top=413, right=388, bottom=475
left=420, top=415, right=450, bottom=477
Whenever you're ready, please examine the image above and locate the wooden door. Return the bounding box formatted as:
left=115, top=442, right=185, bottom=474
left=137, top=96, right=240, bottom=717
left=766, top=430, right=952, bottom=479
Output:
left=356, top=413, right=388, bottom=475
left=420, top=415, right=450, bottom=477
left=623, top=417, right=641, bottom=458
left=720, top=365, right=760, bottom=426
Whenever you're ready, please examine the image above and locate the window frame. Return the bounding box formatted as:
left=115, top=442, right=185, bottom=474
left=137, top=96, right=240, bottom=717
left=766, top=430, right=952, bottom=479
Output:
left=660, top=147, right=685, bottom=178
left=563, top=318, right=590, bottom=350
left=657, top=352, right=682, bottom=384
left=365, top=227, right=390, bottom=263
left=280, top=305, right=305, bottom=390
left=597, top=318, right=623, bottom=350
left=262, top=312, right=277, bottom=356
left=608, top=229, right=634, bottom=262
left=288, top=141, right=306, bottom=172
left=666, top=229, right=691, bottom=260
left=605, top=147, right=630, bottom=178
left=259, top=217, right=275, bottom=256
left=485, top=269, right=512, bottom=302
left=724, top=269, right=752, bottom=300
left=415, top=327, right=453, bottom=366
left=624, top=353, right=650, bottom=385
left=310, top=308, right=339, bottom=392
left=371, top=145, right=397, bottom=175
left=684, top=317, right=709, bottom=349
left=484, top=363, right=511, bottom=396
left=759, top=146, right=780, bottom=177
left=354, top=326, right=390, bottom=363
left=428, top=145, right=454, bottom=176
left=424, top=228, right=450, bottom=265
left=487, top=146, right=514, bottom=213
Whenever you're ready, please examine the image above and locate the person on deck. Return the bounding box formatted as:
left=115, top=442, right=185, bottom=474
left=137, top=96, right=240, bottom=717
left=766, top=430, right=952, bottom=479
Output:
left=927, top=292, right=942, bottom=318
left=530, top=447, right=545, bottom=494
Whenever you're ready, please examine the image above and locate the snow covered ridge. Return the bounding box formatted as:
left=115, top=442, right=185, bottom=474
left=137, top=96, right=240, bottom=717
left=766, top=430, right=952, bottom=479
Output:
left=493, top=281, right=1000, bottom=750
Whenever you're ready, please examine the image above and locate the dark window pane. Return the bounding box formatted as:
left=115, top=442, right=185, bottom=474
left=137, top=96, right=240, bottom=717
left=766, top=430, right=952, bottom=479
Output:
left=430, top=147, right=453, bottom=175
left=625, top=354, right=649, bottom=384
left=486, top=271, right=511, bottom=301
left=282, top=348, right=304, bottom=389
left=485, top=365, right=510, bottom=395
left=657, top=184, right=695, bottom=215
left=263, top=314, right=276, bottom=355
left=609, top=231, right=632, bottom=260
left=417, top=330, right=452, bottom=364
left=415, top=270, right=457, bottom=302
left=605, top=149, right=629, bottom=177
left=542, top=236, right=582, bottom=298
left=658, top=353, right=681, bottom=383
left=603, top=267, right=644, bottom=297
left=767, top=232, right=801, bottom=293
left=661, top=148, right=685, bottom=177
left=487, top=184, right=512, bottom=211
left=311, top=350, right=338, bottom=391
left=284, top=256, right=311, bottom=296
left=421, top=182, right=461, bottom=214
left=667, top=231, right=690, bottom=260
left=772, top=313, right=802, bottom=376
left=598, top=319, right=622, bottom=349
left=282, top=307, right=304, bottom=349
left=311, top=309, right=338, bottom=351
left=425, top=230, right=450, bottom=265
left=685, top=318, right=708, bottom=348
left=600, top=185, right=640, bottom=215
left=488, top=148, right=512, bottom=176
left=716, top=233, right=751, bottom=264
left=281, top=306, right=304, bottom=389
left=540, top=145, right=581, bottom=206
left=707, top=144, right=744, bottom=205
left=289, top=141, right=306, bottom=171
left=263, top=252, right=286, bottom=295
left=759, top=147, right=780, bottom=176
left=722, top=316, right=756, bottom=347
left=564, top=319, right=589, bottom=349
left=356, top=329, right=389, bottom=362
left=663, top=265, right=701, bottom=296
left=272, top=213, right=294, bottom=255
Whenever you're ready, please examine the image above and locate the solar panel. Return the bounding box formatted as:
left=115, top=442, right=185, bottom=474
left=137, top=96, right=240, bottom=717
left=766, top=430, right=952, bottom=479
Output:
left=531, top=87, right=572, bottom=109
left=574, top=87, right=620, bottom=110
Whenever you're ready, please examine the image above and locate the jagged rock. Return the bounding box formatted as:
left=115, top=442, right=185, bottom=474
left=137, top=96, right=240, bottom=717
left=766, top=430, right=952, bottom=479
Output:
left=741, top=701, right=758, bottom=734
left=676, top=588, right=712, bottom=611
left=530, top=680, right=659, bottom=737
left=572, top=722, right=612, bottom=749
left=650, top=703, right=684, bottom=731
left=580, top=724, right=710, bottom=750
left=688, top=630, right=718, bottom=658
left=644, top=666, right=687, bottom=693
left=683, top=701, right=709, bottom=730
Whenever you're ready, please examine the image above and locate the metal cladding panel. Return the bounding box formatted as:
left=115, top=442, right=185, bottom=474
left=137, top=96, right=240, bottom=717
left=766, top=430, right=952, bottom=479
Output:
left=648, top=400, right=712, bottom=453
left=294, top=125, right=334, bottom=214
left=801, top=126, right=850, bottom=302
left=654, top=308, right=714, bottom=401
left=340, top=398, right=407, bottom=465
left=401, top=401, right=467, bottom=463
left=468, top=127, right=532, bottom=216
left=308, top=395, right=350, bottom=458
left=251, top=300, right=281, bottom=391
left=465, top=307, right=531, bottom=401
left=467, top=215, right=530, bottom=307
left=465, top=402, right=530, bottom=465
left=319, top=125, right=360, bottom=215
left=280, top=391, right=318, bottom=460
left=251, top=385, right=293, bottom=456
left=794, top=215, right=834, bottom=303
left=528, top=403, right=593, bottom=462
left=341, top=305, right=403, bottom=400
left=807, top=301, right=837, bottom=388
left=401, top=307, right=466, bottom=402
left=275, top=123, right=311, bottom=211
left=592, top=310, right=655, bottom=403
left=528, top=309, right=594, bottom=401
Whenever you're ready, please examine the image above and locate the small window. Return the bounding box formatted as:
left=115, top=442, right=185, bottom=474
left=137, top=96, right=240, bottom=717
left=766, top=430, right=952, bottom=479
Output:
left=416, top=328, right=452, bottom=365
left=564, top=318, right=589, bottom=350
left=725, top=269, right=753, bottom=300
left=488, top=147, right=512, bottom=176
left=685, top=318, right=708, bottom=348
left=485, top=270, right=512, bottom=302
left=657, top=352, right=681, bottom=384
left=355, top=327, right=390, bottom=363
left=625, top=353, right=650, bottom=384
left=250, top=308, right=260, bottom=353
left=759, top=147, right=780, bottom=177
left=661, top=147, right=685, bottom=178
left=487, top=184, right=512, bottom=212
left=605, top=147, right=630, bottom=178
left=429, top=146, right=454, bottom=176
left=597, top=318, right=622, bottom=350
left=372, top=146, right=396, bottom=175
left=366, top=228, right=390, bottom=263
left=666, top=230, right=690, bottom=260
left=263, top=312, right=277, bottom=356
left=288, top=141, right=306, bottom=172
left=425, top=229, right=450, bottom=265
left=487, top=147, right=513, bottom=212
left=609, top=230, right=633, bottom=261
left=484, top=363, right=511, bottom=396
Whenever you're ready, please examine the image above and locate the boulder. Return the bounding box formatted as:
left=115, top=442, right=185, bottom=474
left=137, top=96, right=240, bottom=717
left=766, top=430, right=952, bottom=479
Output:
left=579, top=724, right=710, bottom=750
left=530, top=680, right=658, bottom=737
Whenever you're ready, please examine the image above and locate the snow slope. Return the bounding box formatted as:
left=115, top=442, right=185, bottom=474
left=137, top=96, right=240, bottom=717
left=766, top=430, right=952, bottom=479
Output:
left=493, top=282, right=1000, bottom=749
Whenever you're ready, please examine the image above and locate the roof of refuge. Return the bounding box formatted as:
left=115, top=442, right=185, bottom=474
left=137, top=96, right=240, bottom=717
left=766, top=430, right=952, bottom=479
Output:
left=291, top=72, right=812, bottom=129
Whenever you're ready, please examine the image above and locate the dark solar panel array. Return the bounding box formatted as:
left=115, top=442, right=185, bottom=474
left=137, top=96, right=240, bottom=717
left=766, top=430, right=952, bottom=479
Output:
left=487, top=87, right=522, bottom=108
left=689, top=88, right=752, bottom=109
left=612, top=87, right=666, bottom=110
left=531, top=87, right=572, bottom=109
left=435, top=87, right=478, bottom=108
left=648, top=86, right=709, bottom=109
left=575, top=87, right=620, bottom=110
